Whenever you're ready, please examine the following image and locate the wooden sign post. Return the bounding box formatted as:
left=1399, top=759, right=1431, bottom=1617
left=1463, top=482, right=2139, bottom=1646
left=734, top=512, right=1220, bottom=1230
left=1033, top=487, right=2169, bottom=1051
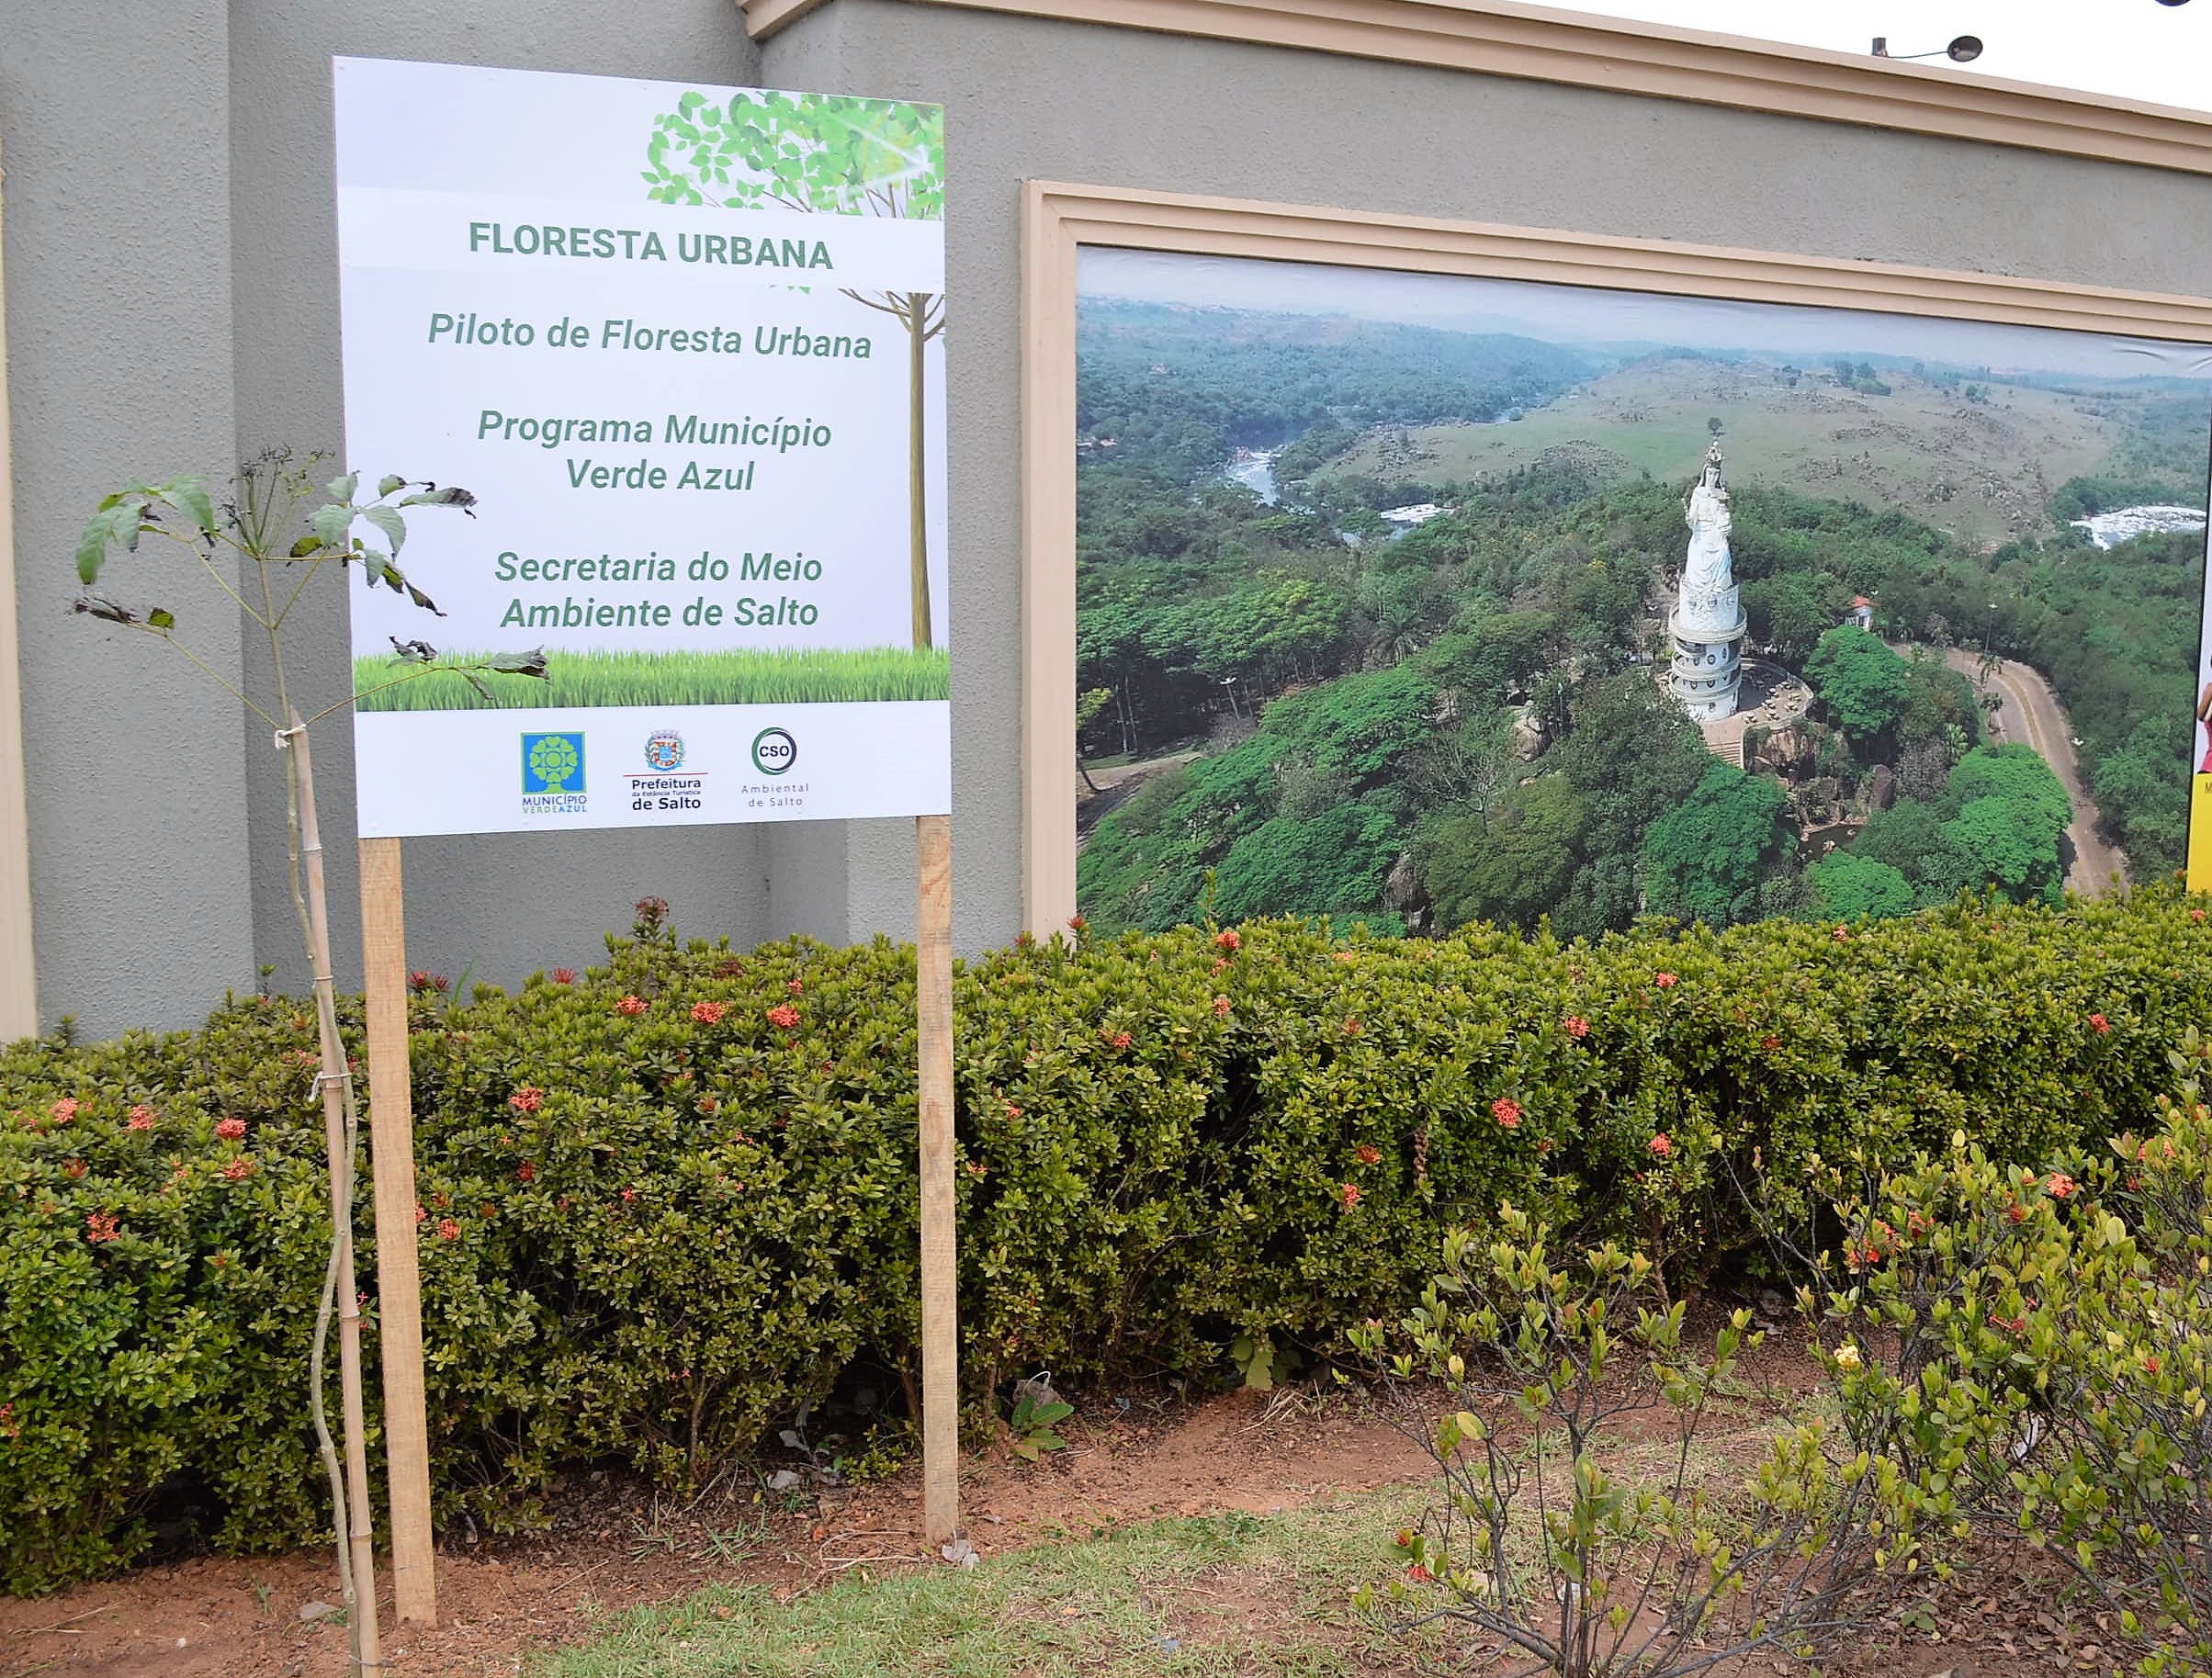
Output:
left=353, top=820, right=962, bottom=1590
left=358, top=837, right=438, bottom=1626
left=914, top=813, right=959, bottom=1544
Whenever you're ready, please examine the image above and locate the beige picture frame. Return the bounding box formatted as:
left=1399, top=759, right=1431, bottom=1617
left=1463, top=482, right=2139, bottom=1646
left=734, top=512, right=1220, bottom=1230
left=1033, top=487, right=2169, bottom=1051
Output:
left=1018, top=180, right=2212, bottom=933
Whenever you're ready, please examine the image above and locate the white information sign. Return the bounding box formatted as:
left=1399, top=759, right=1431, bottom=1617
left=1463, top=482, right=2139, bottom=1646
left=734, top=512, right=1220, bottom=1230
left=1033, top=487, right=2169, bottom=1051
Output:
left=332, top=58, right=950, bottom=837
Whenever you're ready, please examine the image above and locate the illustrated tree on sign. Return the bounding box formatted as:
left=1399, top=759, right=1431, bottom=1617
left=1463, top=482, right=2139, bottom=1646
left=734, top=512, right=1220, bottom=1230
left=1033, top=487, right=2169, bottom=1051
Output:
left=646, top=92, right=946, bottom=648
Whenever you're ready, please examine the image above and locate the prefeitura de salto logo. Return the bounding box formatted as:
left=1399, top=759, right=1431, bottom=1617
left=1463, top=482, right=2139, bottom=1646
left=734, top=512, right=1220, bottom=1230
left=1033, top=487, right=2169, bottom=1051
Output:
left=643, top=729, right=685, bottom=771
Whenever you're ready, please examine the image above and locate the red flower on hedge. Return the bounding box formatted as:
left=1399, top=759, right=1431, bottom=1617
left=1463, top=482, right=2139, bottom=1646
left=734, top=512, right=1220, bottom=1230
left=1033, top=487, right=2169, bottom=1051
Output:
left=2195, top=909, right=2207, bottom=924
left=1760, top=1035, right=1780, bottom=1052
left=221, top=1159, right=255, bottom=1181
left=436, top=1218, right=460, bottom=1241
left=127, top=1104, right=155, bottom=1130
left=692, top=1001, right=728, bottom=1026
left=408, top=971, right=449, bottom=994
left=1653, top=973, right=1677, bottom=990
left=1211, top=958, right=1230, bottom=975
left=1213, top=996, right=1232, bottom=1017
left=509, top=1087, right=545, bottom=1113
left=616, top=994, right=647, bottom=1018
left=50, top=1098, right=77, bottom=1125
left=1339, top=1182, right=1362, bottom=1210
left=1832, top=925, right=1850, bottom=942
left=767, top=1004, right=801, bottom=1030
left=2146, top=1355, right=2162, bottom=1375
left=1563, top=1015, right=1589, bottom=1040
left=1492, top=1098, right=1522, bottom=1129
left=413, top=1203, right=427, bottom=1224
left=215, top=1116, right=246, bottom=1141
left=2045, top=1172, right=2078, bottom=1199
left=1215, top=929, right=1241, bottom=952
left=84, top=1211, right=119, bottom=1244
left=2090, top=1014, right=2111, bottom=1035
left=1066, top=914, right=1088, bottom=934
left=551, top=968, right=578, bottom=985
left=1356, top=1144, right=1383, bottom=1166
left=0, top=1404, right=17, bottom=1438
left=515, top=1163, right=536, bottom=1183
left=1649, top=1133, right=1674, bottom=1159
left=2006, top=1201, right=2028, bottom=1223
left=785, top=977, right=805, bottom=995
left=1405, top=1563, right=1432, bottom=1582
left=63, top=1159, right=86, bottom=1179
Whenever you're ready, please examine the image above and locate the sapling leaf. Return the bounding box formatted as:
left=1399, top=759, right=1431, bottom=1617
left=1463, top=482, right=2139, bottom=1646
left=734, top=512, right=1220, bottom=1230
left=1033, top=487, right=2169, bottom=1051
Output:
left=327, top=472, right=358, bottom=505
left=164, top=480, right=218, bottom=535
left=389, top=637, right=438, bottom=663
left=76, top=520, right=110, bottom=584
left=460, top=670, right=494, bottom=702
left=400, top=485, right=477, bottom=513
left=148, top=607, right=175, bottom=631
left=310, top=503, right=354, bottom=553
left=73, top=596, right=139, bottom=625
left=401, top=579, right=445, bottom=616
left=359, top=549, right=388, bottom=587
left=362, top=505, right=407, bottom=557
left=289, top=534, right=324, bottom=558
left=377, top=474, right=406, bottom=499
left=489, top=648, right=549, bottom=678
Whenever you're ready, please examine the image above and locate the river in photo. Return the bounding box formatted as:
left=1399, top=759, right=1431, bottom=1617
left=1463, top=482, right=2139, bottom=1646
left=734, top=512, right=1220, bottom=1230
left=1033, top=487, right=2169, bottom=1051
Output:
left=2071, top=503, right=2207, bottom=549
left=1224, top=449, right=1280, bottom=504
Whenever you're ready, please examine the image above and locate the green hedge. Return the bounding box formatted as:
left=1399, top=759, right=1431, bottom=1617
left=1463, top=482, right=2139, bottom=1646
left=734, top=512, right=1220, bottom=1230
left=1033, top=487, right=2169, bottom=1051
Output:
left=3, top=887, right=2206, bottom=1594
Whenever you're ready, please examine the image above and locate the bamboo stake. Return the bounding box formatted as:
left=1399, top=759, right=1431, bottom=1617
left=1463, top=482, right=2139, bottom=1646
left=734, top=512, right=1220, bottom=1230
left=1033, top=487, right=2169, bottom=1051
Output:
left=914, top=812, right=958, bottom=1544
left=358, top=836, right=436, bottom=1626
left=287, top=715, right=383, bottom=1673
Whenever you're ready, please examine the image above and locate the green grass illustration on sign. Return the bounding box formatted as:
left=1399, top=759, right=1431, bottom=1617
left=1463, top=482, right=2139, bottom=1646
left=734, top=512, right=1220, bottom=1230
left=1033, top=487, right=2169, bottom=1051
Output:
left=352, top=646, right=948, bottom=710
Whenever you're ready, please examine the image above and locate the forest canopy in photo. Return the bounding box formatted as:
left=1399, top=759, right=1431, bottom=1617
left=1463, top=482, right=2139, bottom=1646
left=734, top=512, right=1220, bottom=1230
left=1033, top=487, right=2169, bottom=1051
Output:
left=1072, top=253, right=2212, bottom=940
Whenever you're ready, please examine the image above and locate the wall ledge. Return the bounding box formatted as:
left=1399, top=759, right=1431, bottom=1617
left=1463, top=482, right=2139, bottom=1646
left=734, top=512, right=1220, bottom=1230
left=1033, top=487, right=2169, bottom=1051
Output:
left=737, top=0, right=2212, bottom=178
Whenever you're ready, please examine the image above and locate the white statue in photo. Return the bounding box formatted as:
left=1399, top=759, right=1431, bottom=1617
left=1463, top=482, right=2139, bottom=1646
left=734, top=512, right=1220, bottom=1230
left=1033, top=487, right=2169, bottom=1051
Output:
left=1681, top=443, right=1734, bottom=605
left=1666, top=441, right=1745, bottom=721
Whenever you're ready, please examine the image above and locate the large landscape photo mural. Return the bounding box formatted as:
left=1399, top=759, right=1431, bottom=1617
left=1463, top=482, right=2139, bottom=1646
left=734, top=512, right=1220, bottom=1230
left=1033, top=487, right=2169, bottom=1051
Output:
left=1073, top=251, right=2212, bottom=937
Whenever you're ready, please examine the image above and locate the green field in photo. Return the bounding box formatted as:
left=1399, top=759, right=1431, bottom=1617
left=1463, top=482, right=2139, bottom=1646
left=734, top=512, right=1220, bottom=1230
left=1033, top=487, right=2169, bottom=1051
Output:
left=354, top=646, right=949, bottom=711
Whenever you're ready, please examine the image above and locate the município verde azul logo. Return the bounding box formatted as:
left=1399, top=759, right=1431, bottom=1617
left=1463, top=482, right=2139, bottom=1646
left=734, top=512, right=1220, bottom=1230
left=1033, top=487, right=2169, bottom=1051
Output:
left=750, top=726, right=797, bottom=776
left=523, top=732, right=586, bottom=793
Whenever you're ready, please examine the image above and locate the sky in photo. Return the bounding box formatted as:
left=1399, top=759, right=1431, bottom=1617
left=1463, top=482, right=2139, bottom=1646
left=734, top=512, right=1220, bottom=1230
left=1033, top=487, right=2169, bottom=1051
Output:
left=1079, top=249, right=2212, bottom=386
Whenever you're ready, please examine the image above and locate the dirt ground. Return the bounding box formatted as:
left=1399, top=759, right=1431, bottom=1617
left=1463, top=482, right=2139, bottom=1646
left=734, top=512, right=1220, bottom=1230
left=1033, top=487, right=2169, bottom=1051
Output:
left=0, top=1380, right=1439, bottom=1678
left=0, top=1338, right=2141, bottom=1678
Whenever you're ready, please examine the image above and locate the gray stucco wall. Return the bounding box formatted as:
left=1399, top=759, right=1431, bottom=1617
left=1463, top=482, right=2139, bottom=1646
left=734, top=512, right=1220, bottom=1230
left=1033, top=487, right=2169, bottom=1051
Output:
left=6, top=0, right=2212, bottom=1032
left=2, top=2, right=255, bottom=1034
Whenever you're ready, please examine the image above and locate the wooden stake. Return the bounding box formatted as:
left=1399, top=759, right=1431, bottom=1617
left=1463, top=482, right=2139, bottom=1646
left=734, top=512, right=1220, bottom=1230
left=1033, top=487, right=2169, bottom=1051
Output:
left=359, top=836, right=436, bottom=1626
left=287, top=718, right=382, bottom=1673
left=914, top=812, right=959, bottom=1544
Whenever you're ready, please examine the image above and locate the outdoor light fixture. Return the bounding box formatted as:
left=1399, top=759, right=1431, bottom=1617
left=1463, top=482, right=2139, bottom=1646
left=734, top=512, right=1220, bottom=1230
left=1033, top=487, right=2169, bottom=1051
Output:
left=1868, top=35, right=1985, bottom=61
